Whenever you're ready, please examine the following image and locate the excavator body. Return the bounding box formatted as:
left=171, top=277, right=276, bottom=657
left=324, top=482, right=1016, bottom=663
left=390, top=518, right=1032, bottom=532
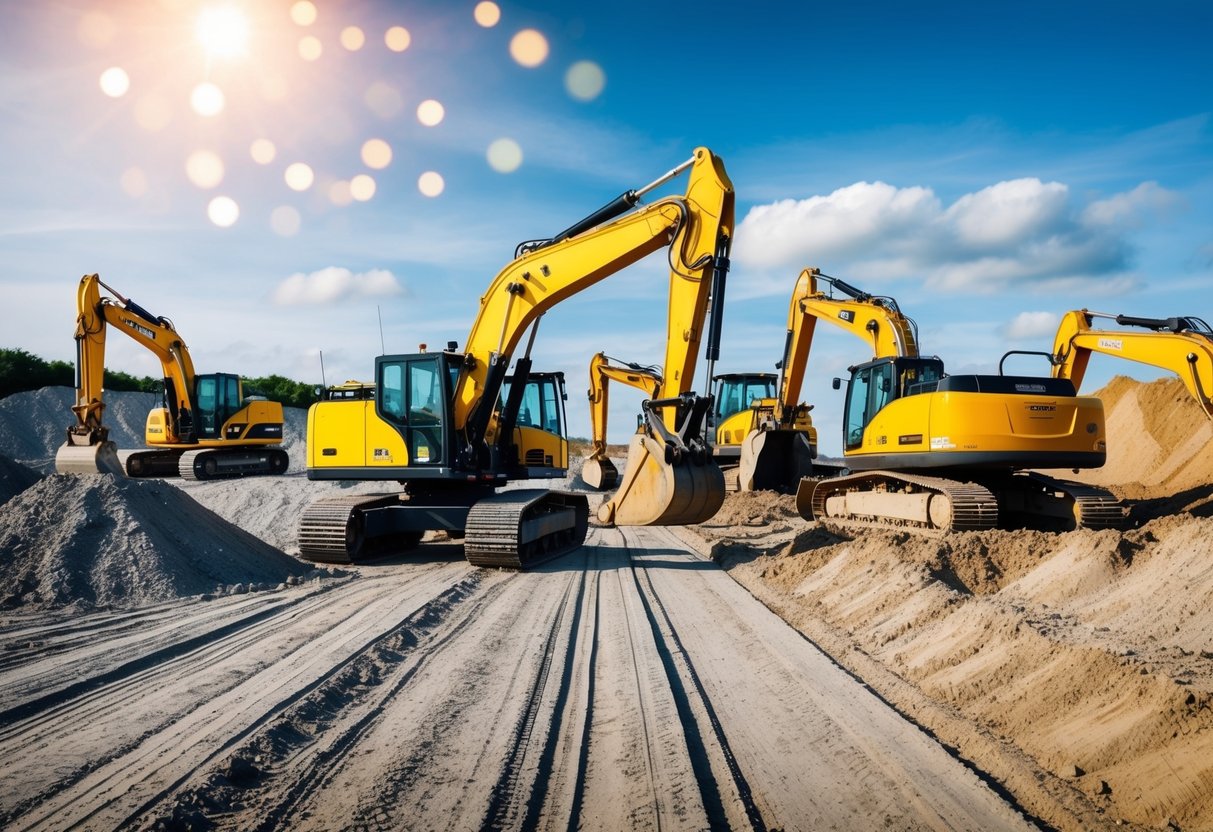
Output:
left=787, top=271, right=1125, bottom=532
left=55, top=274, right=288, bottom=480
left=299, top=147, right=735, bottom=568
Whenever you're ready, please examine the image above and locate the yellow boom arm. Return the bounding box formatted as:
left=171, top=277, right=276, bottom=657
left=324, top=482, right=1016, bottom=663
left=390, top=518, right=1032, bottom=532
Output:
left=69, top=273, right=199, bottom=445
left=456, top=147, right=734, bottom=452
left=1051, top=309, right=1213, bottom=419
left=586, top=352, right=662, bottom=459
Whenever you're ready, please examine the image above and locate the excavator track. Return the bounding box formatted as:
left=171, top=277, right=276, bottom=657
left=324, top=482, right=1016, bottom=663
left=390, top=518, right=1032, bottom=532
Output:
left=298, top=494, right=405, bottom=564
left=800, top=471, right=999, bottom=532
left=1009, top=472, right=1127, bottom=530
left=178, top=447, right=289, bottom=480
left=464, top=490, right=590, bottom=570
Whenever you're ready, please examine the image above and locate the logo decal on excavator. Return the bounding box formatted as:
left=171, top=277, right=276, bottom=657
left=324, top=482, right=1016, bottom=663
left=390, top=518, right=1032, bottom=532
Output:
left=1098, top=337, right=1123, bottom=351
left=1027, top=404, right=1056, bottom=413
left=121, top=319, right=156, bottom=340
left=1014, top=383, right=1047, bottom=393
left=373, top=448, right=393, bottom=462
left=838, top=310, right=855, bottom=322
left=930, top=436, right=955, bottom=449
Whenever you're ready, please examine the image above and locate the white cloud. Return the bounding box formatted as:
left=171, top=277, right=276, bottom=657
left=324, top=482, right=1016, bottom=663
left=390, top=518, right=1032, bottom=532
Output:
left=1002, top=311, right=1060, bottom=340
left=1081, top=181, right=1183, bottom=228
left=943, top=178, right=1068, bottom=249
left=272, top=266, right=403, bottom=306
left=732, top=177, right=1169, bottom=295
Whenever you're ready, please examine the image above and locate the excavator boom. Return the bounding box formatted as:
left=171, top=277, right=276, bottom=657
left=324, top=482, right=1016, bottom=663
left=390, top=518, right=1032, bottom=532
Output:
left=582, top=352, right=662, bottom=490
left=1052, top=309, right=1213, bottom=419
left=55, top=274, right=288, bottom=479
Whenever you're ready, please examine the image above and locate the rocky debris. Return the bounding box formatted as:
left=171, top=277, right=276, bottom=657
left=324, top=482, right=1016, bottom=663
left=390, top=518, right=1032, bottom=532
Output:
left=0, top=454, right=40, bottom=506
left=0, top=473, right=310, bottom=610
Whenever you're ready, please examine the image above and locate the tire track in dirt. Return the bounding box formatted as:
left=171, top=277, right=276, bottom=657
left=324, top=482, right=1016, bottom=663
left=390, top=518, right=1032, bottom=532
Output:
left=2, top=563, right=477, bottom=831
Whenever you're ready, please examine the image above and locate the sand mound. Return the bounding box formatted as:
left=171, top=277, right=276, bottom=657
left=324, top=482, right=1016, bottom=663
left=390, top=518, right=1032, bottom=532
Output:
left=1080, top=376, right=1213, bottom=501
left=0, top=454, right=40, bottom=506
left=0, top=387, right=309, bottom=475
left=0, top=474, right=310, bottom=610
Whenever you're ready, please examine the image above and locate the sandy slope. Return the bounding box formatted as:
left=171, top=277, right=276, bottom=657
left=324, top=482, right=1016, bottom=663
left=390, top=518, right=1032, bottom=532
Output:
left=1, top=378, right=1211, bottom=830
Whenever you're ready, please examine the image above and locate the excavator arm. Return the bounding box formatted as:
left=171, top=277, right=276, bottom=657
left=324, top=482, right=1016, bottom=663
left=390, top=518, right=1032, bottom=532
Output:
left=582, top=351, right=662, bottom=490
left=58, top=274, right=200, bottom=473
left=739, top=267, right=918, bottom=491
left=1051, top=309, right=1213, bottom=419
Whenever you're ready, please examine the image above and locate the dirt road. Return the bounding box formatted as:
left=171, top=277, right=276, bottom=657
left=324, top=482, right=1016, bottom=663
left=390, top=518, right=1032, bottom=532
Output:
left=0, top=526, right=1035, bottom=831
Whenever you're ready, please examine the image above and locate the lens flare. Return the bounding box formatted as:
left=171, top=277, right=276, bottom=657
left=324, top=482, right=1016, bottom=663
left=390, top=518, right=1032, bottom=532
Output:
left=510, top=29, right=548, bottom=68
left=329, top=180, right=354, bottom=207
left=340, top=26, right=365, bottom=51
left=473, top=2, right=501, bottom=28
left=285, top=162, right=315, bottom=191
left=361, top=139, right=392, bottom=169
left=350, top=174, right=376, bottom=201
left=364, top=81, right=403, bottom=118
left=250, top=138, right=277, bottom=165
left=385, top=26, right=411, bottom=52
left=486, top=138, right=522, bottom=173
left=207, top=196, right=240, bottom=227
left=185, top=150, right=225, bottom=188
left=190, top=82, right=225, bottom=116
left=120, top=167, right=148, bottom=198
left=416, top=99, right=445, bottom=127
left=196, top=6, right=250, bottom=59
left=418, top=171, right=445, bottom=198
left=134, top=94, right=172, bottom=131
left=271, top=205, right=302, bottom=236
left=565, top=61, right=605, bottom=101
left=298, top=35, right=323, bottom=61
left=290, top=1, right=317, bottom=26
left=99, top=67, right=130, bottom=98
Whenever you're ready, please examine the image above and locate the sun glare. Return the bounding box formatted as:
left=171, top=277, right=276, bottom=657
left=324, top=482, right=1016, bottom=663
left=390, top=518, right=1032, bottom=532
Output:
left=207, top=196, right=240, bottom=227
left=190, top=82, right=225, bottom=116
left=99, top=67, right=129, bottom=98
left=196, top=6, right=250, bottom=59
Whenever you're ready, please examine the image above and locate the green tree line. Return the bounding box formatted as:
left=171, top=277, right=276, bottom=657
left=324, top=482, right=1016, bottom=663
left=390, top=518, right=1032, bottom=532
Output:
left=0, top=348, right=321, bottom=408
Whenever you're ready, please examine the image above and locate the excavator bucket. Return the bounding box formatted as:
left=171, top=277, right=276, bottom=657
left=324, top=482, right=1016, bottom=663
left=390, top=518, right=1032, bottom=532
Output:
left=737, top=428, right=815, bottom=493
left=54, top=440, right=124, bottom=476
left=597, top=434, right=725, bottom=526
left=581, top=455, right=620, bottom=490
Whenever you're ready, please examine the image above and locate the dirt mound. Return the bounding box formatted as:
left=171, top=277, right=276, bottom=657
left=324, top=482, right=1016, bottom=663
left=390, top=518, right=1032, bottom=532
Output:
left=0, top=454, right=40, bottom=506
left=1080, top=376, right=1213, bottom=501
left=0, top=387, right=308, bottom=475
left=0, top=474, right=311, bottom=610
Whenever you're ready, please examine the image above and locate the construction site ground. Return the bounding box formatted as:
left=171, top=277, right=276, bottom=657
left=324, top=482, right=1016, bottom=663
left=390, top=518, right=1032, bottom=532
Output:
left=1, top=376, right=1211, bottom=831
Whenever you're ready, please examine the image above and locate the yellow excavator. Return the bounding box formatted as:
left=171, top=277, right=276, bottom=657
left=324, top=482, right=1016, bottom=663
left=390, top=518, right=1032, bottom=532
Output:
left=1050, top=308, right=1213, bottom=419
left=299, top=146, right=734, bottom=568
left=55, top=274, right=289, bottom=480
left=792, top=270, right=1123, bottom=532
left=581, top=352, right=662, bottom=490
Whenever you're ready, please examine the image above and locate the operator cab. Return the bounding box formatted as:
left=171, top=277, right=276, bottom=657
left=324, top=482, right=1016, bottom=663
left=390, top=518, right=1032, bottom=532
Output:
left=710, top=372, right=777, bottom=428
left=840, top=358, right=944, bottom=450
left=193, top=372, right=244, bottom=440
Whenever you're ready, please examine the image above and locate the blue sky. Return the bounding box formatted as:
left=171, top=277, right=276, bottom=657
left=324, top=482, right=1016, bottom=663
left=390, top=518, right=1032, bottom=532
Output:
left=2, top=0, right=1210, bottom=453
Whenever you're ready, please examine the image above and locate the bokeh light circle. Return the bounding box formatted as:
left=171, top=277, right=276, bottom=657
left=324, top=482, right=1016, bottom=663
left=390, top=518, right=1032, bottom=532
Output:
left=99, top=67, right=129, bottom=98
left=565, top=61, right=606, bottom=101
left=78, top=12, right=117, bottom=47
left=361, top=139, right=393, bottom=169
left=207, top=196, right=240, bottom=227
left=250, top=138, right=277, bottom=165
left=509, top=29, right=549, bottom=67
left=190, top=82, right=225, bottom=116
left=473, top=2, right=501, bottom=27
left=340, top=26, right=365, bottom=51
left=298, top=35, right=323, bottom=61
left=134, top=94, right=172, bottom=131
left=271, top=205, right=302, bottom=236
left=350, top=174, right=377, bottom=202
left=290, top=1, right=317, bottom=26
left=120, top=167, right=148, bottom=198
left=196, top=6, right=250, bottom=59
left=364, top=82, right=404, bottom=118
left=486, top=138, right=523, bottom=173
left=416, top=99, right=445, bottom=127
left=185, top=150, right=225, bottom=189
left=385, top=26, right=411, bottom=52
left=418, top=171, right=445, bottom=198
left=329, top=180, right=354, bottom=207
left=284, top=162, right=315, bottom=191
